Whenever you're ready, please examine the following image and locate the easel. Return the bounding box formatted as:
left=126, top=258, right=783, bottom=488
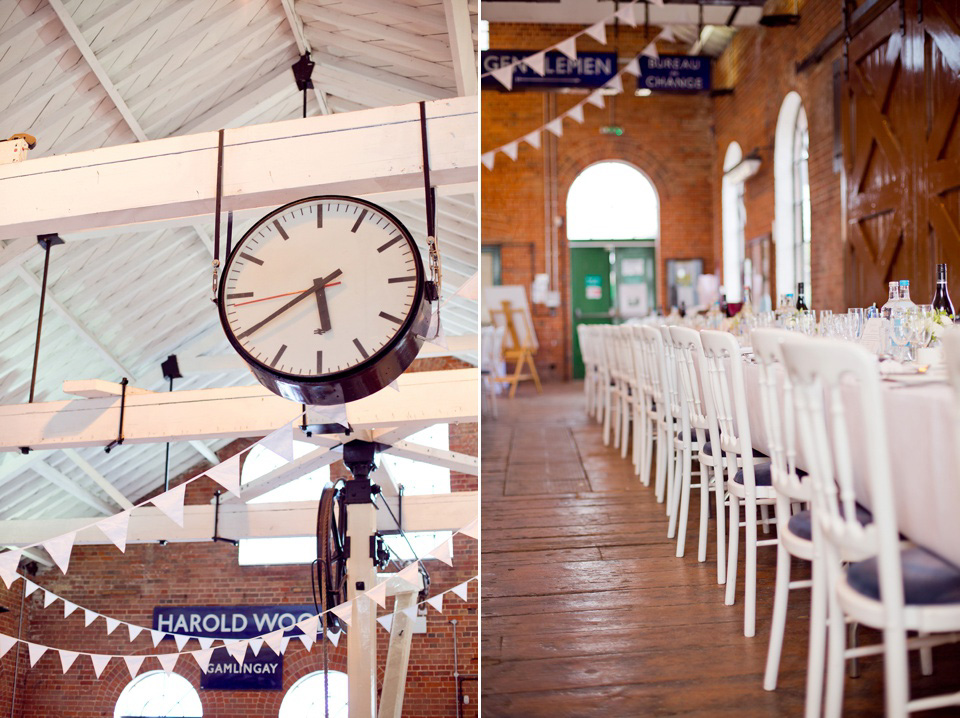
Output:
left=490, top=299, right=543, bottom=398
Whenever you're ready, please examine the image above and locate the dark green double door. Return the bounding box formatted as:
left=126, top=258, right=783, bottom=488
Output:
left=570, top=244, right=656, bottom=379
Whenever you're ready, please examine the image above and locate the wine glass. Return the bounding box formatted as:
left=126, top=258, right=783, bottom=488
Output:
left=848, top=308, right=865, bottom=340
left=915, top=305, right=935, bottom=349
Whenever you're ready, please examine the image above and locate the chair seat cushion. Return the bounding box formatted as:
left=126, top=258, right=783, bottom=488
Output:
left=733, top=462, right=774, bottom=486
left=847, top=546, right=960, bottom=605
left=703, top=442, right=765, bottom=458
left=786, top=502, right=871, bottom=542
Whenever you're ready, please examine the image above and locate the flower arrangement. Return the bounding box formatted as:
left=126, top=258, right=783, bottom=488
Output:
left=924, top=309, right=952, bottom=347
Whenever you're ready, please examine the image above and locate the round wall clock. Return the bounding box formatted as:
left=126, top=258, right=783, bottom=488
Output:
left=217, top=196, right=432, bottom=406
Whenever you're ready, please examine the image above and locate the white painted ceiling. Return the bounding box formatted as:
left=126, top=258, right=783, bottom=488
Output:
left=0, top=0, right=478, bottom=546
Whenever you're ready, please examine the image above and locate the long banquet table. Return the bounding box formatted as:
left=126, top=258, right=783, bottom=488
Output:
left=740, top=360, right=960, bottom=569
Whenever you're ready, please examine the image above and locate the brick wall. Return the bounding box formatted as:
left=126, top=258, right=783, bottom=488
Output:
left=483, top=1, right=850, bottom=381
left=0, top=414, right=477, bottom=718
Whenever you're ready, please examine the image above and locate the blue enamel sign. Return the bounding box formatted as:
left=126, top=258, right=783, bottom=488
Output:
left=482, top=50, right=618, bottom=89
left=637, top=55, right=711, bottom=93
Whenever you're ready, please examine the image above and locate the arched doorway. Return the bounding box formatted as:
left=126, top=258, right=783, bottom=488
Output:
left=567, top=161, right=659, bottom=379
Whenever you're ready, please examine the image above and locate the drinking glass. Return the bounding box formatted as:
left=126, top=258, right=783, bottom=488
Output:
left=798, top=310, right=816, bottom=336
left=889, top=307, right=912, bottom=361
left=848, top=308, right=865, bottom=340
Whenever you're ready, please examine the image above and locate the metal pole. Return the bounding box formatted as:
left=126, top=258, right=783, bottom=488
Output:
left=28, top=235, right=62, bottom=403
left=9, top=573, right=25, bottom=718
left=451, top=618, right=460, bottom=718
left=163, top=375, right=173, bottom=491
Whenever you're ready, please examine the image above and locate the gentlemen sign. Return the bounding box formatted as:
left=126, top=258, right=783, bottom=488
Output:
left=482, top=50, right=618, bottom=89
left=153, top=605, right=323, bottom=690
left=637, top=55, right=711, bottom=93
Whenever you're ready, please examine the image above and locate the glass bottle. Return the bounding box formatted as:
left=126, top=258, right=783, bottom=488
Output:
left=932, top=263, right=955, bottom=319
left=795, top=282, right=808, bottom=311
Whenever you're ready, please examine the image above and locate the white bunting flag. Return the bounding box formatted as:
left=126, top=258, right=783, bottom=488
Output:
left=260, top=423, right=294, bottom=462
left=386, top=379, right=401, bottom=392
left=428, top=537, right=454, bottom=567
left=297, top=632, right=314, bottom=651
left=545, top=118, right=564, bottom=137
left=625, top=58, right=641, bottom=76
left=396, top=562, right=420, bottom=589
left=0, top=635, right=16, bottom=659
left=263, top=629, right=284, bottom=655
left=279, top=636, right=291, bottom=654
left=248, top=637, right=263, bottom=656
left=90, top=654, right=112, bottom=678
left=522, top=130, right=542, bottom=149
left=524, top=51, right=546, bottom=76
left=59, top=649, right=79, bottom=673
left=151, top=483, right=187, bottom=527
left=0, top=549, right=21, bottom=588
left=327, top=630, right=341, bottom=648
left=298, top=615, right=320, bottom=642
left=205, top=454, right=241, bottom=497
left=150, top=630, right=165, bottom=647
left=616, top=5, right=637, bottom=26
left=43, top=531, right=76, bottom=575
left=97, top=510, right=131, bottom=552
left=642, top=42, right=659, bottom=60
left=158, top=653, right=178, bottom=673
left=193, top=648, right=214, bottom=673
left=502, top=141, right=519, bottom=161
left=27, top=643, right=46, bottom=667
left=556, top=37, right=577, bottom=61
left=586, top=90, right=606, bottom=109
left=585, top=22, right=607, bottom=45
left=63, top=600, right=78, bottom=618
left=367, top=581, right=388, bottom=608
left=198, top=637, right=214, bottom=650
left=606, top=75, right=624, bottom=94
left=568, top=104, right=585, bottom=124
left=490, top=64, right=514, bottom=91
left=83, top=609, right=98, bottom=627
left=460, top=518, right=478, bottom=540
left=451, top=581, right=470, bottom=601
left=173, top=634, right=190, bottom=651
left=657, top=26, right=676, bottom=43
left=331, top=601, right=354, bottom=627
left=43, top=590, right=57, bottom=608
left=123, top=655, right=144, bottom=678
left=376, top=614, right=393, bottom=632
left=403, top=606, right=419, bottom=619
left=24, top=580, right=39, bottom=597
left=225, top=640, right=248, bottom=665
left=105, top=617, right=120, bottom=635
left=454, top=272, right=479, bottom=302
left=127, top=624, right=143, bottom=642
left=426, top=593, right=444, bottom=613
left=481, top=152, right=495, bottom=171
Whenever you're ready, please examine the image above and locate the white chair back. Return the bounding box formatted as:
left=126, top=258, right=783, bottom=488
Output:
left=668, top=326, right=711, bottom=436
left=640, top=325, right=671, bottom=425
left=699, top=330, right=758, bottom=471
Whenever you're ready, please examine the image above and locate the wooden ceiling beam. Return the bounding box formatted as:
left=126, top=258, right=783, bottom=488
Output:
left=311, top=51, right=449, bottom=100
left=442, top=0, right=477, bottom=96
left=328, top=0, right=449, bottom=31
left=305, top=27, right=452, bottom=81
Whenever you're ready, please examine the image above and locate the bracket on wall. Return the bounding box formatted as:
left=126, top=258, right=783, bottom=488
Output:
left=212, top=490, right=239, bottom=546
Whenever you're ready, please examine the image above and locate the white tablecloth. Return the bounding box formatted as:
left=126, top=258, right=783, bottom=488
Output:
left=741, top=362, right=960, bottom=568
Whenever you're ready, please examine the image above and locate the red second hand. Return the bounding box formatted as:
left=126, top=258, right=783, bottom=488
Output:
left=233, top=282, right=342, bottom=307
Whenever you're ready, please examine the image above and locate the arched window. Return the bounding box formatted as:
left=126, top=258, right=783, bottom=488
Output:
left=566, top=161, right=658, bottom=241
left=279, top=670, right=349, bottom=718
left=774, top=92, right=812, bottom=304
left=114, top=671, right=202, bottom=718
left=721, top=142, right=746, bottom=302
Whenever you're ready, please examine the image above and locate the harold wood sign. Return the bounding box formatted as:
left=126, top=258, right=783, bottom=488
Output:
left=153, top=605, right=324, bottom=690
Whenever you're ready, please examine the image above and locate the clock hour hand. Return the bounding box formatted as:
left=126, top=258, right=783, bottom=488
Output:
left=315, top=279, right=332, bottom=333
left=236, top=268, right=342, bottom=340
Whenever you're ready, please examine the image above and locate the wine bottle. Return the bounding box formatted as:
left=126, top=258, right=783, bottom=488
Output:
left=795, top=282, right=808, bottom=311
left=932, top=263, right=955, bottom=318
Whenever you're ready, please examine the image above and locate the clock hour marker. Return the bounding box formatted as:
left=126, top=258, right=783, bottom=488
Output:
left=317, top=205, right=323, bottom=228
left=388, top=276, right=416, bottom=283
left=270, top=344, right=287, bottom=367
left=227, top=292, right=254, bottom=299
left=239, top=252, right=263, bottom=266
left=379, top=311, right=403, bottom=324
left=317, top=350, right=323, bottom=374
left=273, top=220, right=289, bottom=240
left=377, top=235, right=403, bottom=253
left=351, top=210, right=367, bottom=233
left=353, top=338, right=369, bottom=359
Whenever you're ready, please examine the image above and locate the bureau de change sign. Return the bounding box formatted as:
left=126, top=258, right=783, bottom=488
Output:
left=481, top=50, right=618, bottom=89
left=637, top=55, right=711, bottom=93
left=153, top=605, right=323, bottom=690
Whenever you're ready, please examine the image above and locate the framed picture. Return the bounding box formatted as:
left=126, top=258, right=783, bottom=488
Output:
left=665, top=259, right=704, bottom=310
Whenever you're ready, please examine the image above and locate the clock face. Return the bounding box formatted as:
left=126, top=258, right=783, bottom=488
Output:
left=219, top=196, right=425, bottom=383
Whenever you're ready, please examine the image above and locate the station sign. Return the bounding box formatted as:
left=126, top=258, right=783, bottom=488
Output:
left=153, top=605, right=326, bottom=691
left=482, top=50, right=618, bottom=90
left=637, top=55, right=711, bottom=93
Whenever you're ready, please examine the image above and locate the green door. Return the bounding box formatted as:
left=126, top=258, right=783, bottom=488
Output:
left=570, top=244, right=657, bottom=379
left=570, top=247, right=612, bottom=380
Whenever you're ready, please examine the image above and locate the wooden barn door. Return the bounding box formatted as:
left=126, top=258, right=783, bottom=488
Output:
left=843, top=0, right=960, bottom=307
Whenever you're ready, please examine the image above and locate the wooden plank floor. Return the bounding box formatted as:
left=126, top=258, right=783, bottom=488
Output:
left=481, top=382, right=960, bottom=717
